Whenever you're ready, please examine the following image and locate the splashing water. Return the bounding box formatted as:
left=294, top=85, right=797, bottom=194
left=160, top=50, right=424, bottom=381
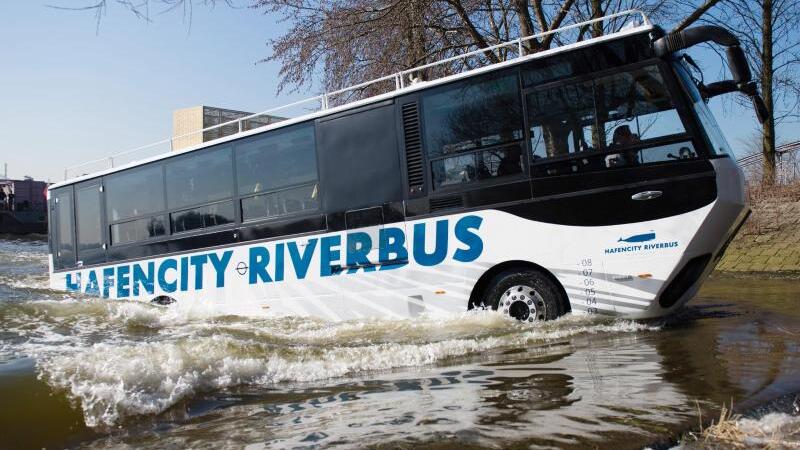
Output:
left=0, top=237, right=656, bottom=429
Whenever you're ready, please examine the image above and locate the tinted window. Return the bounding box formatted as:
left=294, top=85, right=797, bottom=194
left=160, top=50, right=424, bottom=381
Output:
left=423, top=72, right=523, bottom=158
left=171, top=201, right=235, bottom=233
left=316, top=102, right=402, bottom=212
left=522, top=37, right=653, bottom=87
left=675, top=62, right=732, bottom=155
left=236, top=124, right=318, bottom=195
left=596, top=66, right=686, bottom=148
left=105, top=165, right=165, bottom=222
left=166, top=147, right=233, bottom=209
left=528, top=81, right=597, bottom=160
left=431, top=145, right=523, bottom=188
left=111, top=216, right=167, bottom=245
left=423, top=72, right=524, bottom=188
left=53, top=188, right=75, bottom=266
left=241, top=184, right=319, bottom=221
left=76, top=183, right=103, bottom=256
left=526, top=65, right=690, bottom=175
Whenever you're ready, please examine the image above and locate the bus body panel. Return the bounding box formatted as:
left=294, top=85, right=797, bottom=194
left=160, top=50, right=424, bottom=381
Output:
left=49, top=179, right=743, bottom=321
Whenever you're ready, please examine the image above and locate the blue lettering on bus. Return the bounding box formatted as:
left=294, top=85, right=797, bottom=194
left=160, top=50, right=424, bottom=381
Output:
left=66, top=272, right=81, bottom=292
left=274, top=243, right=285, bottom=282
left=190, top=254, right=208, bottom=290
left=320, top=235, right=341, bottom=277
left=379, top=227, right=408, bottom=271
left=208, top=250, right=232, bottom=288
left=102, top=267, right=115, bottom=298
left=64, top=214, right=485, bottom=299
left=117, top=265, right=131, bottom=298
left=133, top=262, right=155, bottom=296
left=288, top=238, right=317, bottom=279
left=85, top=270, right=100, bottom=295
left=249, top=246, right=272, bottom=284
left=453, top=215, right=483, bottom=262
left=346, top=232, right=374, bottom=274
left=158, top=258, right=178, bottom=293
left=413, top=220, right=448, bottom=267
left=179, top=256, right=189, bottom=292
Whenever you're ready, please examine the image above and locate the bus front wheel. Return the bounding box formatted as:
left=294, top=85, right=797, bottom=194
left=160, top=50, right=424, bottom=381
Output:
left=482, top=269, right=565, bottom=322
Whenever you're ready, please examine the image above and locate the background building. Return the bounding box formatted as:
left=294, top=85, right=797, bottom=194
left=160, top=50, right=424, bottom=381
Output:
left=172, top=106, right=284, bottom=151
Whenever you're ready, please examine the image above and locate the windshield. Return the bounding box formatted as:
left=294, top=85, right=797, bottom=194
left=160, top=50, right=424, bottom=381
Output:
left=675, top=61, right=734, bottom=156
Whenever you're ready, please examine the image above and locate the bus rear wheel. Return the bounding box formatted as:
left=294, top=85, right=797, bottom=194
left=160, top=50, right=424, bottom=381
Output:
left=482, top=269, right=565, bottom=322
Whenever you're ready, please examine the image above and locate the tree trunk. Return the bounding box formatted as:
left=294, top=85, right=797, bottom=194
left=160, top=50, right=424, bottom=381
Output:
left=513, top=0, right=537, bottom=54
left=761, top=0, right=777, bottom=185
left=590, top=0, right=603, bottom=38
left=589, top=0, right=606, bottom=150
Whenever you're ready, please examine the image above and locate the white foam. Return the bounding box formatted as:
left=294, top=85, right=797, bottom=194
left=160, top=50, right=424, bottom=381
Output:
left=36, top=312, right=656, bottom=427
left=737, top=413, right=800, bottom=447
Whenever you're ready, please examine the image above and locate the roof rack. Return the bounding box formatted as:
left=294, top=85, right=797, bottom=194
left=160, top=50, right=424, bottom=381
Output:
left=61, top=9, right=651, bottom=182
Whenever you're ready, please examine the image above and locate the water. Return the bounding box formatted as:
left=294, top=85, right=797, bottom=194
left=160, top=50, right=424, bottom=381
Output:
left=1, top=237, right=799, bottom=449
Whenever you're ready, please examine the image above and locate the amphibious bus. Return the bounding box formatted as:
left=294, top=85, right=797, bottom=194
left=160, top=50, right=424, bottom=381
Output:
left=47, top=11, right=766, bottom=322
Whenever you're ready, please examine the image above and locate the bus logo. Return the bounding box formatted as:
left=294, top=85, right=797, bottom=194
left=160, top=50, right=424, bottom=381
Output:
left=617, top=232, right=656, bottom=243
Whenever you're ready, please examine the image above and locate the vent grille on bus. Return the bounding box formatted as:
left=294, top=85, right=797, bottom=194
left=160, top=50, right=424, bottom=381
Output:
left=402, top=103, right=424, bottom=195
left=430, top=195, right=463, bottom=211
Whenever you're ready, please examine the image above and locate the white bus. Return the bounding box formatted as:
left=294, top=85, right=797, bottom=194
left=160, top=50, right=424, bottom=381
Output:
left=47, top=12, right=765, bottom=322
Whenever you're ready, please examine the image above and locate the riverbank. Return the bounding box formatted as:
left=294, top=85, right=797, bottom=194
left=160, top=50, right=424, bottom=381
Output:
left=715, top=183, right=800, bottom=277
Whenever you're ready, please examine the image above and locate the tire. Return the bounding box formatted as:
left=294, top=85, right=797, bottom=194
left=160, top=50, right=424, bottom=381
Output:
left=480, top=268, right=566, bottom=322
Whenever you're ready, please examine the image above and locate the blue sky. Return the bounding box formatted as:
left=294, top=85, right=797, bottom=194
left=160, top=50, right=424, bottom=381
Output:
left=0, top=2, right=793, bottom=182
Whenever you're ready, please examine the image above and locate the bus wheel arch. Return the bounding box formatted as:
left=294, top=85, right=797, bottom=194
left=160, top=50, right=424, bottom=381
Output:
left=468, top=260, right=570, bottom=319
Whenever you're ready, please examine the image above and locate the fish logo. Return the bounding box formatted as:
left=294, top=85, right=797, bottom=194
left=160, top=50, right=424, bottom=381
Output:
left=618, top=232, right=656, bottom=243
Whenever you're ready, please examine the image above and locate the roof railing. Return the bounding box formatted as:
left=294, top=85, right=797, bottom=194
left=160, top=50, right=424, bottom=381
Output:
left=63, top=9, right=650, bottom=181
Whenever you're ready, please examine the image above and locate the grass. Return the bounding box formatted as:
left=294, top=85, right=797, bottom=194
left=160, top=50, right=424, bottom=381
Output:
left=680, top=401, right=800, bottom=449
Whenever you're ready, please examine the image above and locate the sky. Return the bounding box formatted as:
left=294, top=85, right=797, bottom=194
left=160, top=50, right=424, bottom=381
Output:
left=0, top=2, right=795, bottom=182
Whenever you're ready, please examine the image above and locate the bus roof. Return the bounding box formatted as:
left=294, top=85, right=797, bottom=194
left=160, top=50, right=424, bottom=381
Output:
left=51, top=10, right=653, bottom=190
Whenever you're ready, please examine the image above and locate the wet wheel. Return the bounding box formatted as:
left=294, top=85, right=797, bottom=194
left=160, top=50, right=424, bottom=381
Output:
left=481, top=269, right=566, bottom=322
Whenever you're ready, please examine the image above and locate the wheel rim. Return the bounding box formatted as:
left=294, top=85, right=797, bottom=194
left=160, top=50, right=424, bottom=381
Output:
left=499, top=285, right=546, bottom=322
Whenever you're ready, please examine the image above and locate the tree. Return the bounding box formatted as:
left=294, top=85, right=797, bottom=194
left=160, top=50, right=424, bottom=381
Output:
left=60, top=0, right=739, bottom=109
left=254, top=0, right=720, bottom=99
left=700, top=0, right=800, bottom=185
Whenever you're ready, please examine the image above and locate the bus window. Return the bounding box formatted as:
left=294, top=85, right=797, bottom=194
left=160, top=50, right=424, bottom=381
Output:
left=422, top=71, right=524, bottom=188
left=430, top=144, right=523, bottom=188
left=596, top=66, right=686, bottom=154
left=527, top=65, right=694, bottom=175
left=166, top=146, right=233, bottom=210
left=235, top=123, right=319, bottom=222
left=527, top=81, right=596, bottom=160
left=105, top=164, right=165, bottom=223
left=171, top=201, right=234, bottom=233
left=111, top=216, right=167, bottom=245
left=52, top=188, right=75, bottom=267
left=75, top=182, right=103, bottom=262
left=675, top=62, right=733, bottom=156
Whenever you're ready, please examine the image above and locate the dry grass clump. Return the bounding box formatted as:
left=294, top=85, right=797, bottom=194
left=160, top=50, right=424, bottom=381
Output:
left=682, top=402, right=800, bottom=449
left=741, top=181, right=800, bottom=236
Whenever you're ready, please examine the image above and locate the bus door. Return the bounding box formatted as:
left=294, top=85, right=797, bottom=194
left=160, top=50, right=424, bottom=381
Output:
left=74, top=181, right=107, bottom=268
left=50, top=187, right=76, bottom=271
left=316, top=100, right=408, bottom=316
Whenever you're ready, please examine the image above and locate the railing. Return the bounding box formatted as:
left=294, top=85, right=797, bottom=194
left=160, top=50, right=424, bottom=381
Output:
left=738, top=141, right=800, bottom=185
left=63, top=9, right=651, bottom=181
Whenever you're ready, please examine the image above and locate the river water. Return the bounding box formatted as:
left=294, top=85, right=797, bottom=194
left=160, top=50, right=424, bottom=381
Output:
left=1, top=236, right=799, bottom=449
